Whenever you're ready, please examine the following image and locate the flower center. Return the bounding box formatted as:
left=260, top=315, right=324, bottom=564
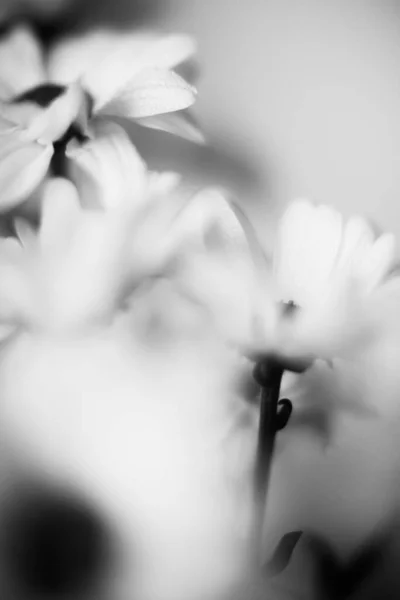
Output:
left=281, top=300, right=298, bottom=318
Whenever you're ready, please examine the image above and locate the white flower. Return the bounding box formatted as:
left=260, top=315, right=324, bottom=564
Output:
left=169, top=195, right=398, bottom=365
left=254, top=199, right=397, bottom=362
left=0, top=25, right=198, bottom=210
left=0, top=122, right=199, bottom=334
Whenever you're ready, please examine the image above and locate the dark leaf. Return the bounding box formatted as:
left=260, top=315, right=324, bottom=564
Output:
left=264, top=530, right=303, bottom=577
left=276, top=399, right=293, bottom=431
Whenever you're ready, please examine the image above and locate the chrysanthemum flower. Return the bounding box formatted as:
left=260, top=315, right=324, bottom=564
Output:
left=0, top=25, right=198, bottom=210
left=257, top=199, right=397, bottom=363
left=0, top=121, right=203, bottom=336
left=172, top=195, right=397, bottom=365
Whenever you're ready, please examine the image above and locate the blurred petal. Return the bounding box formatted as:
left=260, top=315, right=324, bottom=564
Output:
left=336, top=216, right=375, bottom=277
left=147, top=171, right=181, bottom=197
left=49, top=30, right=195, bottom=109
left=136, top=110, right=205, bottom=144
left=0, top=113, right=19, bottom=132
left=99, top=68, right=196, bottom=119
left=274, top=199, right=343, bottom=308
left=0, top=237, right=28, bottom=323
left=0, top=130, right=52, bottom=210
left=359, top=233, right=396, bottom=293
left=0, top=100, right=43, bottom=131
left=39, top=177, right=81, bottom=252
left=14, top=218, right=36, bottom=248
left=0, top=26, right=46, bottom=100
left=66, top=120, right=147, bottom=210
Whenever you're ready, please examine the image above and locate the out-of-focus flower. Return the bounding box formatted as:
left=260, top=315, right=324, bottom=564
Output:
left=252, top=199, right=397, bottom=363
left=171, top=196, right=397, bottom=365
left=165, top=187, right=263, bottom=348
left=0, top=25, right=198, bottom=209
left=0, top=116, right=257, bottom=600
left=0, top=122, right=200, bottom=335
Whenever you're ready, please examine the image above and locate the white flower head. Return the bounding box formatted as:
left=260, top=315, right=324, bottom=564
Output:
left=0, top=124, right=194, bottom=335
left=0, top=25, right=199, bottom=210
left=256, top=199, right=397, bottom=362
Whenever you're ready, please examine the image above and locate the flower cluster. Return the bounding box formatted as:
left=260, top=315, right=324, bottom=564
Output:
left=0, top=23, right=396, bottom=361
left=0, top=20, right=399, bottom=600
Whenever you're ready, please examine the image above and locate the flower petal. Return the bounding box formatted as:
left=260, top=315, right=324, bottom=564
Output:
left=14, top=218, right=36, bottom=248
left=0, top=26, right=46, bottom=100
left=136, top=110, right=205, bottom=144
left=359, top=232, right=396, bottom=293
left=66, top=120, right=147, bottom=210
left=336, top=216, right=375, bottom=277
left=0, top=129, right=52, bottom=210
left=274, top=199, right=343, bottom=308
left=98, top=68, right=196, bottom=119
left=49, top=30, right=196, bottom=110
left=39, top=177, right=81, bottom=252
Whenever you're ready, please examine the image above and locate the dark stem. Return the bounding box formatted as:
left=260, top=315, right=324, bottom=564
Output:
left=252, top=359, right=284, bottom=564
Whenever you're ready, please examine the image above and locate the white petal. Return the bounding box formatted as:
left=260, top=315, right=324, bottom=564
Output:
left=49, top=30, right=195, bottom=109
left=98, top=68, right=196, bottom=119
left=66, top=120, right=147, bottom=211
left=336, top=216, right=375, bottom=279
left=147, top=171, right=181, bottom=196
left=39, top=177, right=81, bottom=252
left=174, top=249, right=260, bottom=347
left=14, top=218, right=36, bottom=248
left=0, top=112, right=19, bottom=132
left=0, top=131, right=52, bottom=210
left=169, top=188, right=247, bottom=252
left=136, top=110, right=205, bottom=144
left=0, top=26, right=46, bottom=100
left=0, top=238, right=28, bottom=323
left=0, top=101, right=43, bottom=132
left=48, top=29, right=126, bottom=84
left=274, top=199, right=343, bottom=308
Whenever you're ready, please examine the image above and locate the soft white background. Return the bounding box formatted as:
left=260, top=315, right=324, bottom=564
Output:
left=159, top=0, right=400, bottom=240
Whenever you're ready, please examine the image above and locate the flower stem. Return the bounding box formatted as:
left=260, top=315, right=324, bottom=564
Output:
left=252, top=358, right=284, bottom=565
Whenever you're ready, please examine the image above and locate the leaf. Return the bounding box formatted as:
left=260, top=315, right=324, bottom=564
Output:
left=264, top=531, right=303, bottom=577
left=276, top=398, right=293, bottom=431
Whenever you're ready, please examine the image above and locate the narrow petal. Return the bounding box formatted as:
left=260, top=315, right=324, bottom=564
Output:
left=66, top=120, right=147, bottom=211
left=0, top=26, right=46, bottom=100
left=274, top=199, right=343, bottom=308
left=98, top=68, right=196, bottom=119
left=136, top=110, right=205, bottom=144
left=0, top=131, right=52, bottom=210
left=49, top=30, right=195, bottom=110
left=336, top=215, right=375, bottom=278
left=14, top=218, right=36, bottom=248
